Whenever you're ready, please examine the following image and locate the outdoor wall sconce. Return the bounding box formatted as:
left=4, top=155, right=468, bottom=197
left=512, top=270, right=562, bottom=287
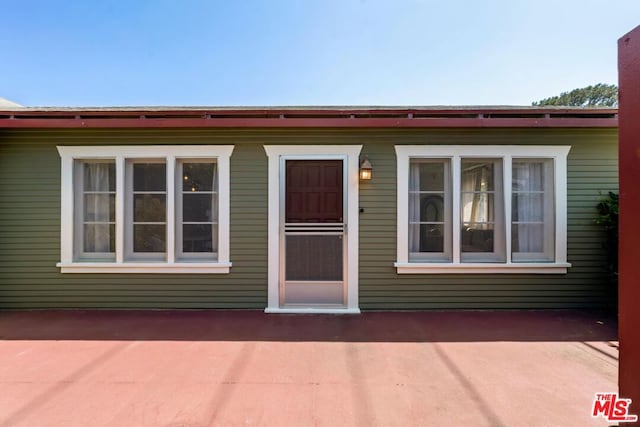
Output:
left=359, top=156, right=373, bottom=180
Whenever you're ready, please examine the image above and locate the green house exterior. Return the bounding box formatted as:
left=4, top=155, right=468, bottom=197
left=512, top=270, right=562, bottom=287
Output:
left=0, top=107, right=618, bottom=311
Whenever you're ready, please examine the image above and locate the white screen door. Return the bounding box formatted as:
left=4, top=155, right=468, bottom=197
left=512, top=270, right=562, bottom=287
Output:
left=281, top=159, right=346, bottom=306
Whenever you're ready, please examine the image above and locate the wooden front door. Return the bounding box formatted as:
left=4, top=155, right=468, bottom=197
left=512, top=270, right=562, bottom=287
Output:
left=282, top=160, right=346, bottom=306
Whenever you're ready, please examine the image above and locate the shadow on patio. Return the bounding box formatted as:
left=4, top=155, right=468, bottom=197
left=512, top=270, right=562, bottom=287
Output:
left=0, top=309, right=617, bottom=343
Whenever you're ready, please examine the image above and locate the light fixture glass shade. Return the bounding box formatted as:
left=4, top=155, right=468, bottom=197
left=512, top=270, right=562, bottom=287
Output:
left=359, top=157, right=372, bottom=180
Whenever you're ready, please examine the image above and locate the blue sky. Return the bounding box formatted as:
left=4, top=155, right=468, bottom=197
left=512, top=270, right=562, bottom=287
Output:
left=1, top=0, right=638, bottom=106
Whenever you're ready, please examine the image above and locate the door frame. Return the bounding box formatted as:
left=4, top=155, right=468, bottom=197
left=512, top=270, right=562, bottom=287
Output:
left=263, top=145, right=362, bottom=314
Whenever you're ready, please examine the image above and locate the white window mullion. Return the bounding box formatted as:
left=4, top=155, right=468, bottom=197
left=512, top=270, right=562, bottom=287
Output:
left=166, top=156, right=176, bottom=264
left=504, top=155, right=512, bottom=264
left=115, top=156, right=125, bottom=264
left=451, top=155, right=461, bottom=264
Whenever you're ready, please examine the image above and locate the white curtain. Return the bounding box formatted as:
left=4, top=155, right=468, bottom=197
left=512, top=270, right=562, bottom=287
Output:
left=461, top=164, right=493, bottom=224
left=513, top=162, right=544, bottom=252
left=408, top=163, right=421, bottom=252
left=84, top=163, right=112, bottom=252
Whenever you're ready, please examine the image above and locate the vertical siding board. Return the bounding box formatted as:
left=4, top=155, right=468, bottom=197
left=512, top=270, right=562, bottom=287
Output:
left=0, top=128, right=617, bottom=309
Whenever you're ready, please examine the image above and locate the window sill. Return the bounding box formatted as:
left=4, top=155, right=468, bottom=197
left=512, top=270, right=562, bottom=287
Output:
left=394, top=262, right=571, bottom=274
left=56, top=262, right=232, bottom=274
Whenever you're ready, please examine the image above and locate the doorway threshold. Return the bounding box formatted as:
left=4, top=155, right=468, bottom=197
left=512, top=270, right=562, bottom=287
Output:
left=264, top=307, right=361, bottom=314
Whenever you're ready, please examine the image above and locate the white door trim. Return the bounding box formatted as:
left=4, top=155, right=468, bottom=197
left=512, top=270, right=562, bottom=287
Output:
left=263, top=145, right=362, bottom=314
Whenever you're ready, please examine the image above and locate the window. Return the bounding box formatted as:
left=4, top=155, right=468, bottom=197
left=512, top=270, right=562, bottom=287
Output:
left=512, top=159, right=555, bottom=261
left=176, top=160, right=218, bottom=260
left=408, top=159, right=452, bottom=261
left=74, top=160, right=116, bottom=260
left=57, top=146, right=234, bottom=273
left=128, top=160, right=167, bottom=259
left=460, top=159, right=505, bottom=262
left=395, top=145, right=570, bottom=274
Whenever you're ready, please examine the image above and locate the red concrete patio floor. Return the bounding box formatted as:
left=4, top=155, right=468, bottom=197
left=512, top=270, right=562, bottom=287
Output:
left=0, top=310, right=619, bottom=426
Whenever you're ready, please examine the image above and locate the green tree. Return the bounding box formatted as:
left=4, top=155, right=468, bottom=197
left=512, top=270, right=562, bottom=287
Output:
left=595, top=192, right=619, bottom=311
left=532, top=83, right=618, bottom=107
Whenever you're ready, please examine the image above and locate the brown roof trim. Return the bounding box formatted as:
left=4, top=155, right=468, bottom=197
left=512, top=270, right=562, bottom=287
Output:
left=0, top=107, right=618, bottom=128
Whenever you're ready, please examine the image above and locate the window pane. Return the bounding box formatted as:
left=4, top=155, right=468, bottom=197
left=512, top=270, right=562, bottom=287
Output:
left=410, top=162, right=445, bottom=191
left=286, top=235, right=343, bottom=281
left=461, top=223, right=494, bottom=252
left=512, top=158, right=554, bottom=261
left=461, top=193, right=494, bottom=223
left=76, top=160, right=116, bottom=260
left=461, top=159, right=503, bottom=262
left=409, top=224, right=444, bottom=252
left=84, top=194, right=115, bottom=222
left=133, top=224, right=166, bottom=252
left=182, top=163, right=216, bottom=192
left=512, top=224, right=544, bottom=253
left=84, top=162, right=115, bottom=191
left=408, top=159, right=451, bottom=261
left=512, top=193, right=544, bottom=222
left=183, top=224, right=216, bottom=253
left=84, top=224, right=115, bottom=253
left=134, top=194, right=166, bottom=222
left=513, top=161, right=545, bottom=191
left=183, top=193, right=214, bottom=222
left=462, top=161, right=494, bottom=191
left=133, top=163, right=166, bottom=191
left=421, top=194, right=444, bottom=222
left=409, top=193, right=445, bottom=222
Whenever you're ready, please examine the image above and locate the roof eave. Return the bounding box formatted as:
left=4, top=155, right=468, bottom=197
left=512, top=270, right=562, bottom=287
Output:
left=0, top=106, right=619, bottom=129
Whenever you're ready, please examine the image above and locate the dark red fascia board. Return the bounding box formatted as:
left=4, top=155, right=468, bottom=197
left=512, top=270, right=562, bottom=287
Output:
left=0, top=117, right=619, bottom=128
left=0, top=108, right=619, bottom=128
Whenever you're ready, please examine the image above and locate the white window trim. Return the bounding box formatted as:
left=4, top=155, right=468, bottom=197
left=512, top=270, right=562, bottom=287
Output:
left=56, top=145, right=234, bottom=274
left=394, top=145, right=571, bottom=274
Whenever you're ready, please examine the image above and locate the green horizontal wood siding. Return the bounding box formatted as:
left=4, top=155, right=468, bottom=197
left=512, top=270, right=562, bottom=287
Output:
left=360, top=129, right=618, bottom=309
left=0, top=128, right=617, bottom=309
